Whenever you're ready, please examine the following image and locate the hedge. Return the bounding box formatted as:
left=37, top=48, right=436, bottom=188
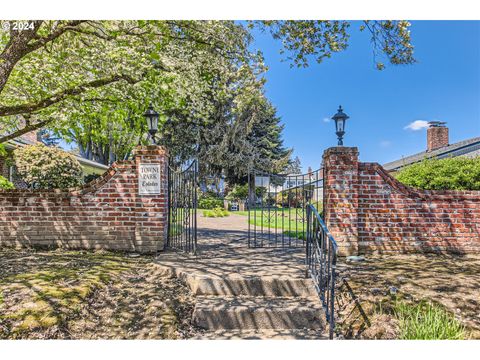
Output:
left=395, top=157, right=480, bottom=190
left=0, top=175, right=14, bottom=190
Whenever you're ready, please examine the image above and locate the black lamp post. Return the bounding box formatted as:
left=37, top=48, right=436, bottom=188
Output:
left=143, top=104, right=159, bottom=144
left=332, top=105, right=349, bottom=146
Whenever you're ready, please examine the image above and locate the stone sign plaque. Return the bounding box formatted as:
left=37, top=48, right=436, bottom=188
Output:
left=138, top=164, right=161, bottom=195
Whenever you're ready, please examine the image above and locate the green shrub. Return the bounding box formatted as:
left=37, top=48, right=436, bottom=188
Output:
left=198, top=193, right=224, bottom=209
left=0, top=144, right=7, bottom=158
left=202, top=207, right=229, bottom=218
left=14, top=144, right=83, bottom=189
left=218, top=208, right=229, bottom=217
left=276, top=191, right=304, bottom=208
left=395, top=157, right=480, bottom=190
left=203, top=190, right=220, bottom=198
left=226, top=184, right=249, bottom=201
left=0, top=175, right=14, bottom=190
left=283, top=230, right=306, bottom=240
left=394, top=300, right=466, bottom=340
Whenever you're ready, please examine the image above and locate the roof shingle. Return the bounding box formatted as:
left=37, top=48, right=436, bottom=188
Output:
left=383, top=136, right=480, bottom=171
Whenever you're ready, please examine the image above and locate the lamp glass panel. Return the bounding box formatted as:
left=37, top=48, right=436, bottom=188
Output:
left=149, top=116, right=159, bottom=132
left=336, top=118, right=345, bottom=132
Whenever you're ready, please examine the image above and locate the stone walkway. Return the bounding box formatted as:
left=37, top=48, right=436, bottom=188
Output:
left=155, top=214, right=327, bottom=340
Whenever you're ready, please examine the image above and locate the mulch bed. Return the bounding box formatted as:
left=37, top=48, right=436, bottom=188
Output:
left=0, top=248, right=198, bottom=339
left=335, top=253, right=480, bottom=339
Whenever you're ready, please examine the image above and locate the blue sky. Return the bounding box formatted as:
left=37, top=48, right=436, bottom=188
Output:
left=250, top=21, right=480, bottom=172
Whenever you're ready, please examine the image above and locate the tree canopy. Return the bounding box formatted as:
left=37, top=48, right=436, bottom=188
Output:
left=0, top=20, right=415, bottom=182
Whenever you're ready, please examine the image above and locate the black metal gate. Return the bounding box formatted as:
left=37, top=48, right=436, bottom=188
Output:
left=247, top=168, right=324, bottom=248
left=167, top=159, right=198, bottom=253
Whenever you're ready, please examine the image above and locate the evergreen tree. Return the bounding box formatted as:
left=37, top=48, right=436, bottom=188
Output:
left=248, top=101, right=291, bottom=173
left=222, top=95, right=291, bottom=185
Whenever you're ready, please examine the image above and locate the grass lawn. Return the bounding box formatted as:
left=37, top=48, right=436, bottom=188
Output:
left=0, top=248, right=197, bottom=339
left=236, top=208, right=306, bottom=238
left=335, top=253, right=480, bottom=339
left=237, top=208, right=306, bottom=228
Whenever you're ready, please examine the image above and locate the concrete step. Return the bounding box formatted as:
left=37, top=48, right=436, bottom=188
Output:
left=156, top=263, right=316, bottom=297
left=193, top=296, right=325, bottom=330
left=192, top=329, right=328, bottom=340
left=189, top=275, right=318, bottom=297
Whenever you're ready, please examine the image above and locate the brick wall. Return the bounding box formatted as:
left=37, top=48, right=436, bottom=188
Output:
left=323, top=147, right=480, bottom=256
left=0, top=146, right=168, bottom=253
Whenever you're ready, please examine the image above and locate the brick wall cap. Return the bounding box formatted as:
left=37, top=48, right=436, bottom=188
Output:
left=133, top=145, right=168, bottom=156
left=323, top=146, right=359, bottom=157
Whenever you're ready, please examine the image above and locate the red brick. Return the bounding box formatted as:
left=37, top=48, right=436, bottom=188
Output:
left=0, top=146, right=168, bottom=254
left=323, top=146, right=480, bottom=255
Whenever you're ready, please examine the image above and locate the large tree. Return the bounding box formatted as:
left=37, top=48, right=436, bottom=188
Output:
left=201, top=86, right=292, bottom=185
left=0, top=20, right=415, bottom=144
left=51, top=23, right=267, bottom=167
left=254, top=20, right=414, bottom=70
left=0, top=20, right=254, bottom=143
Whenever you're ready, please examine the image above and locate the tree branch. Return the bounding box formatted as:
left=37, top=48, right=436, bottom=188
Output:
left=0, top=21, right=86, bottom=96
left=26, top=21, right=87, bottom=53
left=0, top=119, right=51, bottom=144
left=0, top=73, right=139, bottom=118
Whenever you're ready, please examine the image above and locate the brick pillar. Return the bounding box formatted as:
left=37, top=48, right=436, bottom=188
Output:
left=323, top=147, right=359, bottom=256
left=133, top=145, right=169, bottom=253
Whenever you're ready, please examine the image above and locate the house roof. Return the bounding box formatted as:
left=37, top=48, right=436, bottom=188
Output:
left=76, top=157, right=109, bottom=171
left=383, top=136, right=480, bottom=171
left=3, top=137, right=37, bottom=150
left=4, top=138, right=109, bottom=171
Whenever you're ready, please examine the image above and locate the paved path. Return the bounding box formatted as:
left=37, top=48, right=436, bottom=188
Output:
left=163, top=213, right=307, bottom=278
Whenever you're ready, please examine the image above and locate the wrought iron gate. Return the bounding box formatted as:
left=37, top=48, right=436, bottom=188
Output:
left=247, top=168, right=324, bottom=248
left=167, top=159, right=198, bottom=253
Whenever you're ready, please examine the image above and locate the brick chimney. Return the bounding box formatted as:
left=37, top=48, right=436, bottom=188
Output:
left=427, top=121, right=449, bottom=151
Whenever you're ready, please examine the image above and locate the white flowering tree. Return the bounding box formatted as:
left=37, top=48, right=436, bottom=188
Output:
left=0, top=20, right=414, bottom=143
left=0, top=20, right=415, bottom=180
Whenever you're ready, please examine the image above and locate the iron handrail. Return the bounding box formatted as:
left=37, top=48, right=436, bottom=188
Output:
left=306, top=203, right=338, bottom=339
